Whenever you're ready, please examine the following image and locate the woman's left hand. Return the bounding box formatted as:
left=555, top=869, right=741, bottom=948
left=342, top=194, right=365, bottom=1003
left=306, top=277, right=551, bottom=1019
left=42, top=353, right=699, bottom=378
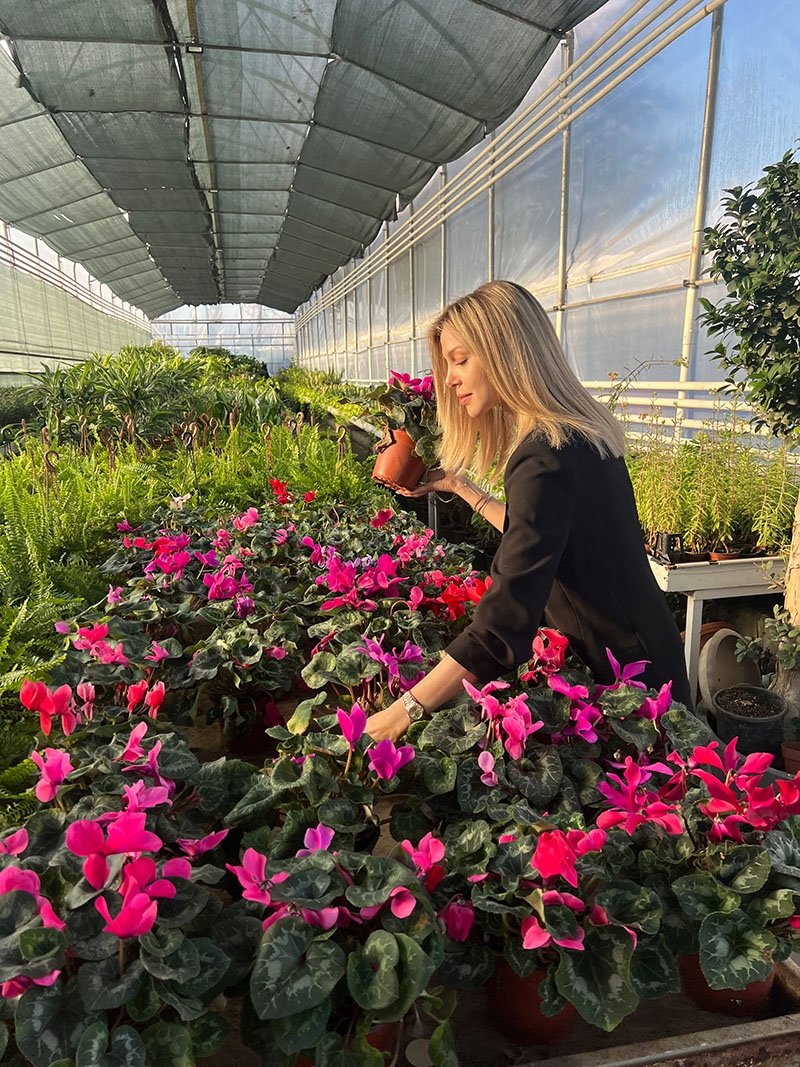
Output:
left=365, top=701, right=411, bottom=743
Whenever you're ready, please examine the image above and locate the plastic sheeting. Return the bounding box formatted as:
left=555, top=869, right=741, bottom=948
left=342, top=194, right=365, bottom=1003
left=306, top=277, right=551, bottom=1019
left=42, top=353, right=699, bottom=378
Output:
left=295, top=0, right=800, bottom=401
left=0, top=0, right=607, bottom=315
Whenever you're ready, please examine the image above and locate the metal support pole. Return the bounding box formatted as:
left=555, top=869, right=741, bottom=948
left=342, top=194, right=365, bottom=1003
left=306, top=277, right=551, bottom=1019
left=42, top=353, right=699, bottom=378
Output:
left=677, top=5, right=723, bottom=438
left=487, top=132, right=495, bottom=282
left=427, top=493, right=440, bottom=538
left=555, top=31, right=574, bottom=341
left=440, top=166, right=447, bottom=308
left=367, top=270, right=374, bottom=382
left=384, top=222, right=391, bottom=379
left=409, top=201, right=416, bottom=374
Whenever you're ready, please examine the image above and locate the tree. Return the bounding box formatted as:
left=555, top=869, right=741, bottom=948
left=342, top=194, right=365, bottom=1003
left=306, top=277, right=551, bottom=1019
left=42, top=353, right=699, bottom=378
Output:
left=699, top=148, right=800, bottom=713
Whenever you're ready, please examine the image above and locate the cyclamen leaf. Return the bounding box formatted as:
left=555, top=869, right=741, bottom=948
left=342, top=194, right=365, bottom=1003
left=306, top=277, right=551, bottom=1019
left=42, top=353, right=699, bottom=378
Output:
left=699, top=910, right=777, bottom=990
left=77, top=958, right=146, bottom=1011
left=629, top=935, right=681, bottom=1001
left=555, top=925, right=638, bottom=1031
left=250, top=917, right=346, bottom=1020
left=75, top=1021, right=146, bottom=1067
left=141, top=1021, right=194, bottom=1067
left=16, top=980, right=98, bottom=1067
left=190, top=1011, right=229, bottom=1058
left=347, top=930, right=401, bottom=1010
left=671, top=872, right=741, bottom=920
left=272, top=998, right=331, bottom=1056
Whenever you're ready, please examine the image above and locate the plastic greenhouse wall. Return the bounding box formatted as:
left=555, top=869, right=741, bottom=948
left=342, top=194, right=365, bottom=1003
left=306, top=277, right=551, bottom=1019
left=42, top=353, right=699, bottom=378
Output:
left=151, top=305, right=294, bottom=374
left=0, top=222, right=151, bottom=385
left=293, top=0, right=800, bottom=437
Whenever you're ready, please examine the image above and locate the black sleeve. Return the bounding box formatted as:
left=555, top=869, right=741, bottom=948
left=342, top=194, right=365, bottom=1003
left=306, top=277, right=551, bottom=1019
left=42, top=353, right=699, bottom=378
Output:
left=445, top=438, right=573, bottom=682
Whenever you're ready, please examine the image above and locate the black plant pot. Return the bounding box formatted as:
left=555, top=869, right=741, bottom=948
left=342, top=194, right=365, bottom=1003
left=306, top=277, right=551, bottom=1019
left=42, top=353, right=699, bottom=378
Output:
left=712, top=685, right=787, bottom=758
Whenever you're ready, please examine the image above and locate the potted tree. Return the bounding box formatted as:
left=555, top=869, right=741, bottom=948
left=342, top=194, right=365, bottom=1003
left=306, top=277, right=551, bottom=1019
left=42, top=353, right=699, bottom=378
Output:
left=699, top=147, right=800, bottom=726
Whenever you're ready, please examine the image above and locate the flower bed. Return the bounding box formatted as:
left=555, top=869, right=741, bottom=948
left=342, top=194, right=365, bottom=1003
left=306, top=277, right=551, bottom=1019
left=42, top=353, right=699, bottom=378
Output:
left=2, top=482, right=800, bottom=1065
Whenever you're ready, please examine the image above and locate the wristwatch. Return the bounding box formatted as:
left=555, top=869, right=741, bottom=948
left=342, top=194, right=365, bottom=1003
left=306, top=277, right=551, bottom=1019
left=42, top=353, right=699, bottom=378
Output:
left=401, top=690, right=427, bottom=723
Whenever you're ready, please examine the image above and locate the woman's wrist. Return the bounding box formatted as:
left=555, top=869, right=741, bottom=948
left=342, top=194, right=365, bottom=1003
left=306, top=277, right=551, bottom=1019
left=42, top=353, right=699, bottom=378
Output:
left=455, top=476, right=494, bottom=514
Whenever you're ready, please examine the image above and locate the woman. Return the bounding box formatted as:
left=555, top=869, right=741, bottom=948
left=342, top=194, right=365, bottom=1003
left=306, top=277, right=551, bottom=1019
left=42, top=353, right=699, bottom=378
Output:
left=365, top=281, right=691, bottom=742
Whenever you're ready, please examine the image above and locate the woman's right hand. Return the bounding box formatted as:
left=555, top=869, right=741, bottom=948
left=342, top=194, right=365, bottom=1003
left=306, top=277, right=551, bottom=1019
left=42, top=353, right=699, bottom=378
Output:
left=395, top=469, right=459, bottom=498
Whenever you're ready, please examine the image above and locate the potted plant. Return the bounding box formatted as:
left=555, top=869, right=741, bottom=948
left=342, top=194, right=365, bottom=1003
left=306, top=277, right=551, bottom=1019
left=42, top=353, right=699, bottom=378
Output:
left=593, top=739, right=800, bottom=1015
left=232, top=840, right=455, bottom=1066
left=1, top=681, right=261, bottom=1065
left=369, top=371, right=440, bottom=491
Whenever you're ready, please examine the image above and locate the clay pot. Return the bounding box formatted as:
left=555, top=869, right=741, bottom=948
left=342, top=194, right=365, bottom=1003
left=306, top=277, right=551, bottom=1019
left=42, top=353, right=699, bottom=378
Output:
left=781, top=741, right=800, bottom=775
left=487, top=960, right=575, bottom=1043
left=681, top=551, right=711, bottom=563
left=679, top=954, right=775, bottom=1016
left=295, top=1020, right=400, bottom=1067
left=709, top=550, right=744, bottom=562
left=372, top=428, right=426, bottom=491
left=712, top=684, right=787, bottom=758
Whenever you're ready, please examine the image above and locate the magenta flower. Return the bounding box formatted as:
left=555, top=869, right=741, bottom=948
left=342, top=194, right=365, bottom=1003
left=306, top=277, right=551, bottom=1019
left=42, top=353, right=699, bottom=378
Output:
left=96, top=892, right=157, bottom=938
left=144, top=681, right=165, bottom=719
left=66, top=813, right=163, bottom=890
left=226, top=848, right=273, bottom=906
left=337, top=703, right=366, bottom=750
left=96, top=641, right=129, bottom=666
left=176, top=829, right=229, bottom=857
left=117, top=780, right=171, bottom=814
left=400, top=832, right=445, bottom=879
left=118, top=722, right=148, bottom=763
left=126, top=680, right=148, bottom=714
left=121, top=739, right=175, bottom=794
left=439, top=899, right=475, bottom=942
left=532, top=830, right=579, bottom=888
left=521, top=914, right=585, bottom=952
left=267, top=646, right=286, bottom=660
left=236, top=595, right=256, bottom=618
left=233, top=507, right=259, bottom=532
left=388, top=886, right=417, bottom=919
left=73, top=623, right=109, bottom=651
left=76, top=681, right=95, bottom=721
left=548, top=675, right=590, bottom=702
left=54, top=620, right=71, bottom=635
left=367, top=739, right=415, bottom=781
left=478, top=751, right=498, bottom=787
left=145, top=641, right=170, bottom=663
left=601, top=647, right=649, bottom=691
left=297, top=824, right=335, bottom=857
left=0, top=828, right=28, bottom=856
left=30, top=749, right=73, bottom=802
left=107, top=585, right=123, bottom=605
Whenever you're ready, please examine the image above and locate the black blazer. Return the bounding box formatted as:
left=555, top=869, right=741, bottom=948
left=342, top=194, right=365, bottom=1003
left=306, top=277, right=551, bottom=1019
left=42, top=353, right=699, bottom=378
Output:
left=446, top=433, right=693, bottom=707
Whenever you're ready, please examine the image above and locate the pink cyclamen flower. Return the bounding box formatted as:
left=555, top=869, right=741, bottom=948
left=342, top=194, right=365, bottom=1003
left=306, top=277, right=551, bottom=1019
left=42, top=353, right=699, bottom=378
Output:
left=532, top=830, right=579, bottom=888
left=107, top=585, right=123, bottom=605
left=226, top=848, right=273, bottom=907
left=367, top=739, right=415, bottom=781
left=54, top=620, right=71, bottom=635
left=145, top=642, right=170, bottom=663
left=19, top=680, right=77, bottom=736
left=388, top=886, right=417, bottom=919
left=96, top=892, right=157, bottom=939
left=370, top=508, right=394, bottom=528
left=76, top=681, right=95, bottom=721
left=439, top=899, right=475, bottom=942
left=30, top=749, right=73, bottom=803
left=144, top=681, right=165, bottom=719
left=296, top=824, right=335, bottom=857
left=176, top=829, right=229, bottom=857
left=118, top=722, right=149, bottom=763
left=267, top=646, right=286, bottom=660
left=233, top=507, right=259, bottom=532
left=521, top=914, right=585, bottom=952
left=66, top=812, right=163, bottom=890
left=478, top=751, right=498, bottom=787
left=0, top=828, right=28, bottom=856
left=126, top=680, right=149, bottom=715
left=337, top=703, right=366, bottom=750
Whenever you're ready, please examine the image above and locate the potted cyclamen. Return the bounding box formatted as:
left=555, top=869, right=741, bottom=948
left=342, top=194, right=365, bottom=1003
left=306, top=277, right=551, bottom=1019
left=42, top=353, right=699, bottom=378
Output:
left=593, top=739, right=800, bottom=1015
left=370, top=370, right=440, bottom=491
left=0, top=678, right=260, bottom=1066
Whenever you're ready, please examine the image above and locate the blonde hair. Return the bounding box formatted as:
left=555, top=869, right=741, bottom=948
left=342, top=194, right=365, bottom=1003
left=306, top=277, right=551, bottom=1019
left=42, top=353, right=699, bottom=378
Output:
left=428, top=281, right=626, bottom=482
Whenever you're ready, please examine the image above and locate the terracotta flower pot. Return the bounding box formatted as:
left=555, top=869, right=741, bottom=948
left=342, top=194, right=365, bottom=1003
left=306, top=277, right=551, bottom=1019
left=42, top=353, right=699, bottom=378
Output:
left=679, top=954, right=775, bottom=1016
left=709, top=550, right=744, bottom=562
left=487, top=960, right=575, bottom=1043
left=781, top=740, right=800, bottom=775
left=294, top=1020, right=400, bottom=1067
left=372, top=428, right=426, bottom=491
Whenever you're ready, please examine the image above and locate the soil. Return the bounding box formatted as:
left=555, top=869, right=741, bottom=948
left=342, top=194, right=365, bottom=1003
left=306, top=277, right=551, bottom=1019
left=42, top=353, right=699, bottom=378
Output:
left=715, top=686, right=783, bottom=719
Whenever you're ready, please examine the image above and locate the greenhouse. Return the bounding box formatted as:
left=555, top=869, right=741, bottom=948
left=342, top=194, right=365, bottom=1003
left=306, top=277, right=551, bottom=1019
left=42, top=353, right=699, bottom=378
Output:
left=0, top=1, right=799, bottom=1065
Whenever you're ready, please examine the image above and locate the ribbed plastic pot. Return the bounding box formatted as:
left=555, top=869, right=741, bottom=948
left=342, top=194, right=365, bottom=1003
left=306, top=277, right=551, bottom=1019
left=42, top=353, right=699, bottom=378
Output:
left=371, top=428, right=426, bottom=491
left=486, top=960, right=575, bottom=1043
left=679, top=954, right=776, bottom=1016
left=712, top=684, right=787, bottom=758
